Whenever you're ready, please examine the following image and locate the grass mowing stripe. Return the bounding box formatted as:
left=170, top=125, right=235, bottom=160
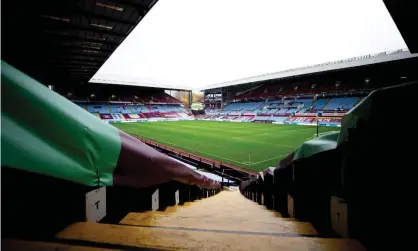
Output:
left=139, top=136, right=248, bottom=165
left=232, top=127, right=314, bottom=139
left=113, top=121, right=338, bottom=171
left=233, top=138, right=296, bottom=149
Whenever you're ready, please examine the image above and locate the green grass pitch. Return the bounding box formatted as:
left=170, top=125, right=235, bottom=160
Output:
left=113, top=121, right=338, bottom=171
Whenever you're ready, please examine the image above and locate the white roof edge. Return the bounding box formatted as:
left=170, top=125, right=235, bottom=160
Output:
left=89, top=76, right=192, bottom=91
left=201, top=49, right=416, bottom=91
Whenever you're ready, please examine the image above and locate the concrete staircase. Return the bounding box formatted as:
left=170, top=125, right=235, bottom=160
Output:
left=5, top=190, right=366, bottom=250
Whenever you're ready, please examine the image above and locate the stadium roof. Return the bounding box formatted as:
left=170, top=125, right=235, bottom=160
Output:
left=201, top=49, right=418, bottom=91
left=2, top=0, right=158, bottom=86
left=2, top=0, right=416, bottom=91
left=89, top=74, right=192, bottom=91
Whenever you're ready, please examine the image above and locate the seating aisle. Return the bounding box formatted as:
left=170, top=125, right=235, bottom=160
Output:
left=53, top=190, right=365, bottom=251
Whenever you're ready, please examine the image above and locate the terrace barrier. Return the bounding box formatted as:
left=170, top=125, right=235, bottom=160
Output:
left=1, top=61, right=222, bottom=240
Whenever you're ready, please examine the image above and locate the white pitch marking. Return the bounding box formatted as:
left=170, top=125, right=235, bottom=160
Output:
left=142, top=136, right=249, bottom=165
left=248, top=153, right=289, bottom=165
left=143, top=135, right=289, bottom=167
left=233, top=137, right=295, bottom=149
left=231, top=127, right=312, bottom=140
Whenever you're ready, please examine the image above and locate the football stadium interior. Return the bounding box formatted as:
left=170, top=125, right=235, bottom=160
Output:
left=2, top=1, right=418, bottom=251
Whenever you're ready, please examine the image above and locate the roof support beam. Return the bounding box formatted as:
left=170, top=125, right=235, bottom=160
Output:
left=106, top=0, right=150, bottom=15
left=51, top=60, right=102, bottom=66
left=52, top=56, right=104, bottom=63
left=41, top=20, right=127, bottom=37
left=44, top=31, right=120, bottom=45
left=67, top=70, right=97, bottom=73
left=56, top=66, right=100, bottom=70
left=49, top=44, right=114, bottom=53
left=48, top=45, right=113, bottom=53
left=43, top=9, right=138, bottom=27
left=81, top=11, right=137, bottom=26
left=52, top=51, right=109, bottom=59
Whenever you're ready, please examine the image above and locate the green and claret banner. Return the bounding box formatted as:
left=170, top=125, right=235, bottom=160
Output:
left=1, top=61, right=220, bottom=189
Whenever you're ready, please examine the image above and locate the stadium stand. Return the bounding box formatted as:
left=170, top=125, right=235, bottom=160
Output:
left=322, top=97, right=358, bottom=111
left=241, top=81, right=418, bottom=251
left=109, top=105, right=133, bottom=113
left=5, top=59, right=414, bottom=250
left=311, top=98, right=330, bottom=111
left=3, top=0, right=416, bottom=249
left=270, top=116, right=289, bottom=123
left=87, top=104, right=110, bottom=113
left=200, top=93, right=362, bottom=125
left=66, top=94, right=193, bottom=122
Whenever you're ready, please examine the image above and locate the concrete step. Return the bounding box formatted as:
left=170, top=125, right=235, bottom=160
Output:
left=120, top=212, right=318, bottom=236
left=2, top=239, right=118, bottom=251
left=156, top=207, right=297, bottom=221
left=161, top=191, right=297, bottom=223
left=57, top=222, right=366, bottom=251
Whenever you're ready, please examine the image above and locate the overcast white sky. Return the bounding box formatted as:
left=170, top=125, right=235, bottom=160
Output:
left=92, top=0, right=407, bottom=90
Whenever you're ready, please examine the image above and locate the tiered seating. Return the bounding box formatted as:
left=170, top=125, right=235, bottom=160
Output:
left=323, top=97, right=358, bottom=111
left=111, top=113, right=125, bottom=120
left=123, top=113, right=146, bottom=120
left=130, top=105, right=150, bottom=113
left=317, top=117, right=342, bottom=125
left=87, top=104, right=110, bottom=114
left=79, top=102, right=193, bottom=121
left=247, top=87, right=267, bottom=99
left=205, top=94, right=360, bottom=125
left=252, top=116, right=273, bottom=122
left=285, top=116, right=316, bottom=123
left=262, top=84, right=286, bottom=98
left=109, top=105, right=133, bottom=113
left=223, top=102, right=265, bottom=113
left=223, top=103, right=244, bottom=111
left=270, top=116, right=288, bottom=123
left=99, top=113, right=113, bottom=120
left=151, top=92, right=182, bottom=103
left=48, top=190, right=365, bottom=251
left=294, top=98, right=314, bottom=106
left=162, top=112, right=181, bottom=119
left=311, top=98, right=329, bottom=111
left=142, top=112, right=163, bottom=118
left=233, top=78, right=371, bottom=100
left=286, top=108, right=299, bottom=114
